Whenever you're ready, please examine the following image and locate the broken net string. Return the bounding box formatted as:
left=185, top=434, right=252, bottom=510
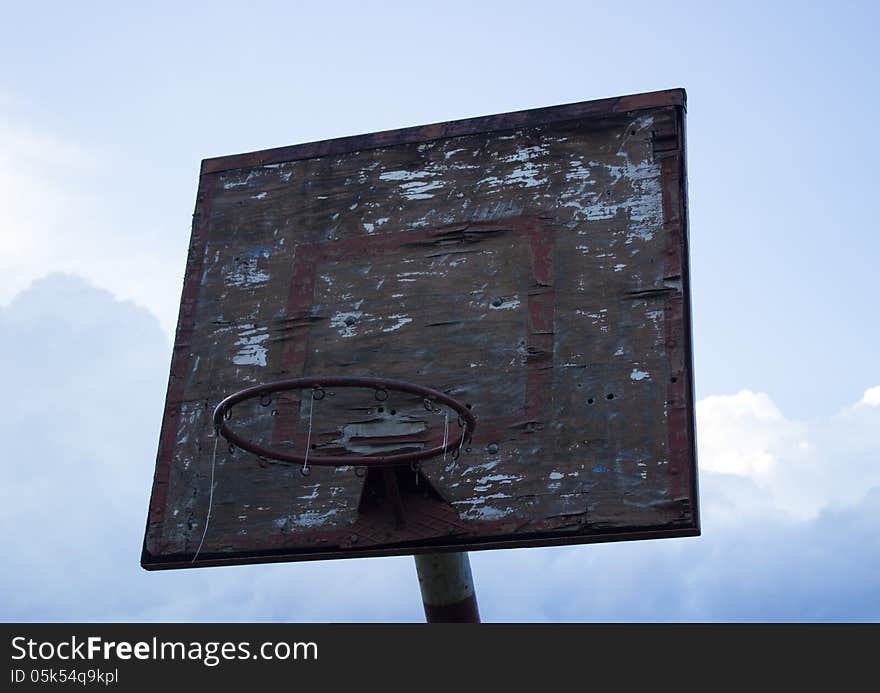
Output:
left=192, top=434, right=219, bottom=563
left=441, top=409, right=449, bottom=463
left=302, top=391, right=315, bottom=475
left=438, top=406, right=467, bottom=465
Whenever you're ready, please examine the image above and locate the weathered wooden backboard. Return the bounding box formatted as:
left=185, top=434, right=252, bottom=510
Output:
left=142, top=88, right=699, bottom=569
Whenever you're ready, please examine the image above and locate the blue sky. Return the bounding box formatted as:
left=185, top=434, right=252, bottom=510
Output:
left=1, top=1, right=878, bottom=621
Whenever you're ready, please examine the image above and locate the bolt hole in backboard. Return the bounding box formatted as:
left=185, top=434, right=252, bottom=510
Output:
left=142, top=88, right=699, bottom=571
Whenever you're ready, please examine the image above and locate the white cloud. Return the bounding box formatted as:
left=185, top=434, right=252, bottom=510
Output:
left=697, top=390, right=802, bottom=478
left=859, top=385, right=880, bottom=407
left=697, top=388, right=880, bottom=521
left=0, top=122, right=87, bottom=299
left=0, top=115, right=187, bottom=335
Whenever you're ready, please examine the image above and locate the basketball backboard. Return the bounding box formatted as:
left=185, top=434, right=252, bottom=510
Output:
left=142, top=88, right=698, bottom=569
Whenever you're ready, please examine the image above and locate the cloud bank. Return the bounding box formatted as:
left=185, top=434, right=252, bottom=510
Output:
left=0, top=116, right=186, bottom=334
left=1, top=275, right=877, bottom=621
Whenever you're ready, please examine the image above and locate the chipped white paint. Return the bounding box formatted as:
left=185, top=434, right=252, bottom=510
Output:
left=262, top=163, right=294, bottom=182
left=462, top=503, right=513, bottom=520
left=232, top=325, right=269, bottom=367
left=252, top=192, right=268, bottom=200
left=174, top=403, right=205, bottom=447
left=507, top=162, right=546, bottom=188
left=620, top=160, right=663, bottom=228
left=646, top=309, right=664, bottom=329
left=473, top=473, right=520, bottom=492
left=397, top=270, right=433, bottom=283
left=222, top=170, right=261, bottom=189
left=297, top=483, right=321, bottom=501
left=614, top=263, right=626, bottom=272
left=444, top=147, right=466, bottom=159
left=565, top=159, right=596, bottom=183
left=461, top=460, right=501, bottom=476
left=379, top=169, right=445, bottom=200
left=224, top=254, right=270, bottom=288
left=614, top=346, right=625, bottom=356
left=383, top=314, right=412, bottom=333
left=471, top=506, right=513, bottom=520
left=502, top=145, right=548, bottom=163
left=558, top=145, right=662, bottom=236
left=277, top=509, right=341, bottom=529
left=476, top=175, right=503, bottom=188
left=400, top=179, right=444, bottom=200
left=223, top=249, right=272, bottom=287
left=549, top=472, right=564, bottom=480
left=631, top=368, right=650, bottom=381
left=379, top=169, right=438, bottom=183
left=330, top=311, right=363, bottom=338
left=452, top=493, right=514, bottom=521
left=338, top=419, right=426, bottom=439
left=331, top=417, right=427, bottom=455
left=363, top=217, right=389, bottom=234
left=490, top=296, right=521, bottom=311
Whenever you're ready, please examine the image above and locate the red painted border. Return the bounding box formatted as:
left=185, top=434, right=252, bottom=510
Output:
left=275, top=217, right=555, bottom=461
left=142, top=173, right=216, bottom=560
left=143, top=525, right=701, bottom=570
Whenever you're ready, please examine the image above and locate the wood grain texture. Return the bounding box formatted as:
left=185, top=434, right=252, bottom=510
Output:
left=143, top=91, right=698, bottom=569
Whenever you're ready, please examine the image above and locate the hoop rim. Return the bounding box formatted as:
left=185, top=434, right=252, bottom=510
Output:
left=212, top=376, right=476, bottom=467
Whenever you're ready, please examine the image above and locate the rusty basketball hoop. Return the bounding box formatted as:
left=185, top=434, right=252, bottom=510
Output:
left=212, top=376, right=476, bottom=468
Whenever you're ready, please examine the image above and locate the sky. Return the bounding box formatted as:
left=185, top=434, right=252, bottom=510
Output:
left=1, top=0, right=878, bottom=622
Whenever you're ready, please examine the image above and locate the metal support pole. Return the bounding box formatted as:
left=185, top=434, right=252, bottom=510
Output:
left=414, top=551, right=480, bottom=623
